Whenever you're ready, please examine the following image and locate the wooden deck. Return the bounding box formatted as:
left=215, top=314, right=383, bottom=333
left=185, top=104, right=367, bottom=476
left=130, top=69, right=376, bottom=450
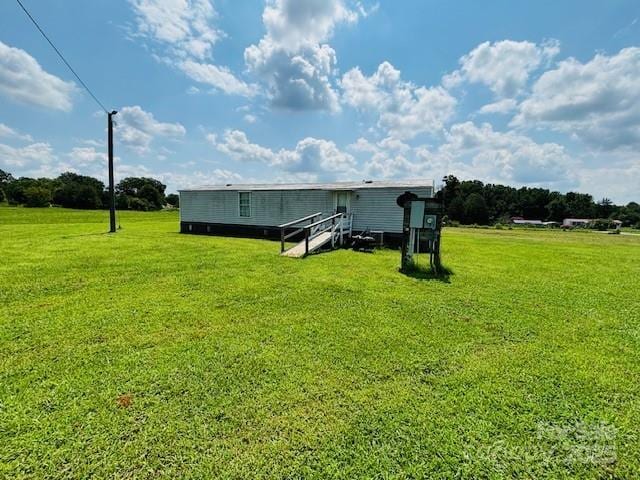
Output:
left=281, top=231, right=332, bottom=258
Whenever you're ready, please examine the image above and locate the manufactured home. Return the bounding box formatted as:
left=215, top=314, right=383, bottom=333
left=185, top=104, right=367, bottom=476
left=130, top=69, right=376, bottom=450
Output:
left=562, top=218, right=592, bottom=228
left=179, top=180, right=434, bottom=246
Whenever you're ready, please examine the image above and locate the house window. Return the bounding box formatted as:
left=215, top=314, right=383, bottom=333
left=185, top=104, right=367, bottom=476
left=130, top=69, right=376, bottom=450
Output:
left=239, top=192, right=251, bottom=217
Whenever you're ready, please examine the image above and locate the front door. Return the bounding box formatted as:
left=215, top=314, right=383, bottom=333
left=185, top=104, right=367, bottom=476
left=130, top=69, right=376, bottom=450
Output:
left=334, top=191, right=351, bottom=214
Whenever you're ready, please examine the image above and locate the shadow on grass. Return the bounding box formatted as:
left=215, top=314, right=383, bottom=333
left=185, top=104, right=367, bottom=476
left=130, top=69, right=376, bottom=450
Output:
left=400, top=263, right=454, bottom=283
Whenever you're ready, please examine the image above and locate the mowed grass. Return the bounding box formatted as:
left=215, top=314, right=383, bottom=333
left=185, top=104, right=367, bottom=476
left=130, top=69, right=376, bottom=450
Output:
left=1, top=207, right=640, bottom=479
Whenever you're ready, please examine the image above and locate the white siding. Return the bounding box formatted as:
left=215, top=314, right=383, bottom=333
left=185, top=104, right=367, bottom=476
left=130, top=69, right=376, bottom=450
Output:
left=180, top=185, right=433, bottom=233
left=180, top=189, right=334, bottom=226
left=350, top=187, right=433, bottom=233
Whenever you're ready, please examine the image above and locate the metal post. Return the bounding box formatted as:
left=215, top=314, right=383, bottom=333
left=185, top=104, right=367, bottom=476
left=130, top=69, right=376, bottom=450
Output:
left=280, top=227, right=285, bottom=253
left=107, top=111, right=118, bottom=233
left=305, top=229, right=309, bottom=256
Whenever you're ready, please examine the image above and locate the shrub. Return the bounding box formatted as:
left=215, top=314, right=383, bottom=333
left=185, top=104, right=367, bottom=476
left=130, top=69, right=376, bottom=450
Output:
left=128, top=197, right=152, bottom=211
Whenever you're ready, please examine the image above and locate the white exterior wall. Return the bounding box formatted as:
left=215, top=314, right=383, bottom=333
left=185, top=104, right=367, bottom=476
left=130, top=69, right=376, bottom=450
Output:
left=350, top=187, right=433, bottom=233
left=180, top=185, right=433, bottom=233
left=180, top=189, right=334, bottom=226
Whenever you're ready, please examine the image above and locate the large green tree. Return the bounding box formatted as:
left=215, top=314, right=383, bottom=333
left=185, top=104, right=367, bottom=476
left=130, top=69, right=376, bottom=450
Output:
left=463, top=193, right=489, bottom=224
left=116, top=177, right=166, bottom=210
left=52, top=172, right=105, bottom=209
left=6, top=177, right=54, bottom=205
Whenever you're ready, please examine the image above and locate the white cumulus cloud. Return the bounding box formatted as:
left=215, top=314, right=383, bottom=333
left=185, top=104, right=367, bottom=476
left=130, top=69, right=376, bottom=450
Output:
left=0, top=123, right=33, bottom=142
left=0, top=142, right=56, bottom=168
left=513, top=46, right=640, bottom=150
left=179, top=60, right=257, bottom=97
left=245, top=0, right=364, bottom=111
left=0, top=41, right=75, bottom=111
left=117, top=105, right=186, bottom=155
left=444, top=39, right=559, bottom=98
left=438, top=121, right=574, bottom=185
left=211, top=129, right=356, bottom=176
left=128, top=0, right=220, bottom=59
left=341, top=61, right=457, bottom=140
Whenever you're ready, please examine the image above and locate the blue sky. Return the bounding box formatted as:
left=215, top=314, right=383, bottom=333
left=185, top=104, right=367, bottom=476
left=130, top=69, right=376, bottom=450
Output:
left=0, top=0, right=639, bottom=202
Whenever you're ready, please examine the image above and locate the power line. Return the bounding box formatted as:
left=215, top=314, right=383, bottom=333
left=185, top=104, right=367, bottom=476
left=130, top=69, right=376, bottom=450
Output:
left=15, top=0, right=109, bottom=114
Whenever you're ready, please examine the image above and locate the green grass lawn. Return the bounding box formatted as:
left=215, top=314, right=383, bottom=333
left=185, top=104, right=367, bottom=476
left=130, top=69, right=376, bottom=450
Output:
left=1, top=207, right=640, bottom=479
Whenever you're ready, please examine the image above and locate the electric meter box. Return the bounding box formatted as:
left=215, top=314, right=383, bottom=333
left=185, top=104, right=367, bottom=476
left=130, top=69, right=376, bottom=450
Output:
left=423, top=214, right=437, bottom=230
left=409, top=201, right=425, bottom=228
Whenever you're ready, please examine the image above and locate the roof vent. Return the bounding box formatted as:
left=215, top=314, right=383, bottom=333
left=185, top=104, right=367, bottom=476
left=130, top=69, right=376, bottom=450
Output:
left=363, top=179, right=373, bottom=184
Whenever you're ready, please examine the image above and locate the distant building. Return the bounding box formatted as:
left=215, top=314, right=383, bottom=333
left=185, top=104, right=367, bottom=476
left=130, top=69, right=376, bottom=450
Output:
left=511, top=218, right=544, bottom=226
left=510, top=218, right=559, bottom=227
left=563, top=218, right=592, bottom=228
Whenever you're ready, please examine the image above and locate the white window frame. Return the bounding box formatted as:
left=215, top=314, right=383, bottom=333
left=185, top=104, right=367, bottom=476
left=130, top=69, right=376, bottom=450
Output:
left=238, top=191, right=252, bottom=218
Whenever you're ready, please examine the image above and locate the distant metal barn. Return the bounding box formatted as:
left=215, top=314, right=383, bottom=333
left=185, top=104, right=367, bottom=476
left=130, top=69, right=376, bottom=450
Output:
left=179, top=180, right=434, bottom=253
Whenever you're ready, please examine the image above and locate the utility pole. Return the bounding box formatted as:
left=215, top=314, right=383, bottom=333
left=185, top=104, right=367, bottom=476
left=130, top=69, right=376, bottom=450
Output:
left=108, top=111, right=118, bottom=233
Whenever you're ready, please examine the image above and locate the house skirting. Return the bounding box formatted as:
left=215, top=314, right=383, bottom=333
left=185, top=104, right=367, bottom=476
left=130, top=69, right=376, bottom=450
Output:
left=179, top=221, right=403, bottom=247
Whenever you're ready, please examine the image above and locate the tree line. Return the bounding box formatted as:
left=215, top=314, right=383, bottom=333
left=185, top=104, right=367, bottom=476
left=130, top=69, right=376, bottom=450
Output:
left=2, top=169, right=638, bottom=227
left=437, top=175, right=640, bottom=227
left=0, top=169, right=179, bottom=210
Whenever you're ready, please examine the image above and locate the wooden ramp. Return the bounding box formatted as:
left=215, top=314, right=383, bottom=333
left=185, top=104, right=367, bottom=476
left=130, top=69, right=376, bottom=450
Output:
left=282, top=231, right=332, bottom=258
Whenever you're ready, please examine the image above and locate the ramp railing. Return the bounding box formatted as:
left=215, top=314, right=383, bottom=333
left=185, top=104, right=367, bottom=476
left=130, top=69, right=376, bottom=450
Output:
left=301, top=213, right=344, bottom=255
left=331, top=213, right=352, bottom=248
left=280, top=212, right=353, bottom=256
left=279, top=212, right=323, bottom=253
